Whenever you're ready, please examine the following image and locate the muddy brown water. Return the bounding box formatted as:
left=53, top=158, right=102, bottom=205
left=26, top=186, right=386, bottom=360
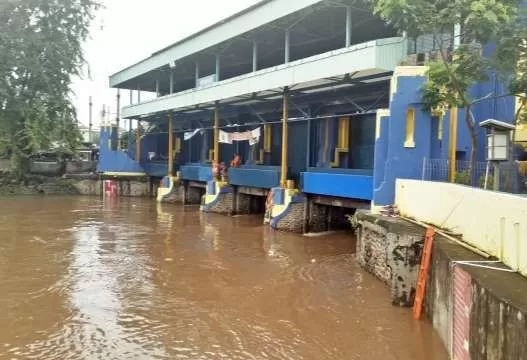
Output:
left=0, top=197, right=447, bottom=360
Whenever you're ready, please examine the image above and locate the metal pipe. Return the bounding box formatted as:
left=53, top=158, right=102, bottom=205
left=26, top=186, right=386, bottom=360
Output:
left=214, top=102, right=220, bottom=163
left=168, top=114, right=174, bottom=175
left=285, top=29, right=290, bottom=64
left=151, top=111, right=377, bottom=135
left=280, top=88, right=289, bottom=187
left=252, top=41, right=258, bottom=72
left=346, top=6, right=352, bottom=47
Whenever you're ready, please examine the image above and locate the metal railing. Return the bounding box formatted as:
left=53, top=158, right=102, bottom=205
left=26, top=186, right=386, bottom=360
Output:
left=421, top=158, right=527, bottom=194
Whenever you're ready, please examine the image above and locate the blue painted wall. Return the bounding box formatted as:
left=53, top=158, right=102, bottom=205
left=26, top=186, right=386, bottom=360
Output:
left=373, top=70, right=516, bottom=206
left=97, top=126, right=145, bottom=174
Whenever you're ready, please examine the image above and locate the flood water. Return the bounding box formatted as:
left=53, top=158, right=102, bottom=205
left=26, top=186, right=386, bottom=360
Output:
left=0, top=197, right=447, bottom=360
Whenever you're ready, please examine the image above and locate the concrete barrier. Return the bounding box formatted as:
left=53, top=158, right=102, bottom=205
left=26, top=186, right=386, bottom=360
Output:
left=395, top=179, right=527, bottom=276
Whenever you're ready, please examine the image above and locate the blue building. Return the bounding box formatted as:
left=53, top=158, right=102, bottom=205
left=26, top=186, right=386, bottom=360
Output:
left=100, top=0, right=516, bottom=231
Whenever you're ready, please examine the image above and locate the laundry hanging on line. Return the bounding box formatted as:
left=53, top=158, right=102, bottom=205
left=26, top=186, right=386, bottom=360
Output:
left=219, top=127, right=261, bottom=146
left=183, top=128, right=202, bottom=141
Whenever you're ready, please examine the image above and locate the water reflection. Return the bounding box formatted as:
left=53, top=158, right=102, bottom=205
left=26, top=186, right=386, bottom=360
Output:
left=0, top=197, right=447, bottom=359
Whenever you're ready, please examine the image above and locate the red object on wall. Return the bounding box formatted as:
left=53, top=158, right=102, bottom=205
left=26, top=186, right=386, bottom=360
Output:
left=104, top=180, right=118, bottom=198
left=453, top=265, right=472, bottom=360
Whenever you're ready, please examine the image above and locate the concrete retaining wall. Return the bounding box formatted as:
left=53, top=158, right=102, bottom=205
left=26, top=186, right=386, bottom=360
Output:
left=356, top=211, right=423, bottom=307
left=396, top=179, right=527, bottom=276
left=357, top=212, right=527, bottom=359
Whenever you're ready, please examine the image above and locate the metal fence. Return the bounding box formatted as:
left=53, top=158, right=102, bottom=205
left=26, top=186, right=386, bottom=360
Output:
left=421, top=158, right=527, bottom=194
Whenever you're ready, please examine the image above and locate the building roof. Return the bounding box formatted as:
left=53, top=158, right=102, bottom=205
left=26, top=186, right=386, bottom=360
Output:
left=480, top=119, right=516, bottom=131
left=109, top=0, right=325, bottom=88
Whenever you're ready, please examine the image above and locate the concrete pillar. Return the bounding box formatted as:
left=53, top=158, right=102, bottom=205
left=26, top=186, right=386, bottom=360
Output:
left=281, top=88, right=289, bottom=187
left=215, top=54, right=221, bottom=81
left=155, top=79, right=160, bottom=97
left=168, top=114, right=174, bottom=175
left=285, top=29, right=290, bottom=64
left=137, top=85, right=141, bottom=103
left=306, top=112, right=312, bottom=169
left=214, top=102, right=220, bottom=163
left=135, top=120, right=142, bottom=162
left=346, top=6, right=352, bottom=47
left=169, top=68, right=174, bottom=94
left=252, top=41, right=258, bottom=72
left=129, top=90, right=133, bottom=105
left=116, top=90, right=121, bottom=149
left=195, top=62, right=200, bottom=88
left=128, top=117, right=132, bottom=151
left=449, top=108, right=458, bottom=183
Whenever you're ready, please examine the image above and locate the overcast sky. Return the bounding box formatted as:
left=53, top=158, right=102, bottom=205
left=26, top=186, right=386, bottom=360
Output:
left=71, top=0, right=260, bottom=128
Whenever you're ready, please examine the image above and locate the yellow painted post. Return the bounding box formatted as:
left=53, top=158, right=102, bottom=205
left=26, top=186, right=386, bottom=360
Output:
left=280, top=88, right=289, bottom=187
left=214, top=102, right=220, bottom=163
left=168, top=114, right=174, bottom=176
left=135, top=120, right=142, bottom=162
left=448, top=107, right=458, bottom=183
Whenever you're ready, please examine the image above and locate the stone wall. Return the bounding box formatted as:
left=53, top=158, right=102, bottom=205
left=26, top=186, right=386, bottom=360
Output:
left=234, top=191, right=251, bottom=214
left=162, top=183, right=185, bottom=204
left=205, top=191, right=234, bottom=215
left=355, top=211, right=424, bottom=307
left=307, top=201, right=327, bottom=233
left=274, top=202, right=305, bottom=233
left=73, top=179, right=102, bottom=196
left=185, top=184, right=204, bottom=204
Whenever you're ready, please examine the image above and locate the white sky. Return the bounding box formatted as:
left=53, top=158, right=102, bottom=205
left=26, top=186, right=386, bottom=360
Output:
left=71, top=0, right=260, bottom=128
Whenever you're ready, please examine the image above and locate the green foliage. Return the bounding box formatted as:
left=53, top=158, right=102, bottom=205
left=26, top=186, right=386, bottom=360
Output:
left=372, top=0, right=524, bottom=184
left=0, top=0, right=99, bottom=175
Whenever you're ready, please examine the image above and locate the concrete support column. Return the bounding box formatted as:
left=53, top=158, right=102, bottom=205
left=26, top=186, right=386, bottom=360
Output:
left=136, top=120, right=142, bottom=162
left=195, top=62, right=200, bottom=88
left=284, top=29, right=291, bottom=64
left=252, top=41, right=258, bottom=72
left=346, top=6, right=352, bottom=47
left=155, top=79, right=160, bottom=97
left=169, top=68, right=174, bottom=94
left=280, top=88, right=289, bottom=187
left=215, top=54, right=221, bottom=81
left=116, top=90, right=121, bottom=149
left=129, top=90, right=133, bottom=105
left=168, top=113, right=174, bottom=176
left=137, top=85, right=141, bottom=103
left=306, top=109, right=312, bottom=169
left=214, top=102, right=220, bottom=163
left=448, top=108, right=458, bottom=182
left=128, top=117, right=132, bottom=151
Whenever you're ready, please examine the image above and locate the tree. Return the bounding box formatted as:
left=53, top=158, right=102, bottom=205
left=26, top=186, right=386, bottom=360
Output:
left=0, top=0, right=99, bottom=176
left=372, top=0, right=524, bottom=183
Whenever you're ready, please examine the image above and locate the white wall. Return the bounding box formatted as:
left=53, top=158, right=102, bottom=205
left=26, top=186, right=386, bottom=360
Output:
left=395, top=179, right=527, bottom=277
